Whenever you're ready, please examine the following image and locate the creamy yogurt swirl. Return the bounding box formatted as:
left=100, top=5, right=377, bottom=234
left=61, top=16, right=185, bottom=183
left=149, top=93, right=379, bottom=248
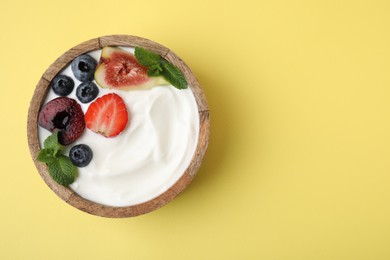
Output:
left=39, top=48, right=199, bottom=207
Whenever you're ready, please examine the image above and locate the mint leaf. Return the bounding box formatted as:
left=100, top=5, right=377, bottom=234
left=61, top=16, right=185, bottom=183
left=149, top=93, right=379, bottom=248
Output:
left=47, top=155, right=77, bottom=186
left=160, top=60, right=188, bottom=89
left=134, top=47, right=188, bottom=89
left=134, top=47, right=161, bottom=67
left=43, top=131, right=63, bottom=156
left=147, top=64, right=163, bottom=77
left=37, top=149, right=56, bottom=164
left=37, top=132, right=77, bottom=186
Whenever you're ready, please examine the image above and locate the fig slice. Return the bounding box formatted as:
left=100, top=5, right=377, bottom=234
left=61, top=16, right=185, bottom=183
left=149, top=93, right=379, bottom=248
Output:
left=94, top=47, right=168, bottom=90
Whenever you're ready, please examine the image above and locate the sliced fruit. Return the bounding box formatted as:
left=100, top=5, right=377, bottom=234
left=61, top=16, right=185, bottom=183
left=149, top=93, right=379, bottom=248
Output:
left=71, top=54, right=97, bottom=82
left=50, top=75, right=74, bottom=96
left=69, top=144, right=93, bottom=167
left=94, top=46, right=168, bottom=90
left=76, top=81, right=99, bottom=103
left=85, top=93, right=128, bottom=137
left=38, top=97, right=85, bottom=145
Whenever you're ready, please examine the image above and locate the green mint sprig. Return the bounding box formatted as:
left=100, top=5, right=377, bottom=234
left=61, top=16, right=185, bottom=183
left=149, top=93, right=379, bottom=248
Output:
left=37, top=131, right=77, bottom=186
left=134, top=47, right=188, bottom=90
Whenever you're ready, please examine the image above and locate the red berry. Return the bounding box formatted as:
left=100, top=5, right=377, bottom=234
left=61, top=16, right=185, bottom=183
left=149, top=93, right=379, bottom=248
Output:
left=85, top=93, right=128, bottom=137
left=38, top=97, right=85, bottom=145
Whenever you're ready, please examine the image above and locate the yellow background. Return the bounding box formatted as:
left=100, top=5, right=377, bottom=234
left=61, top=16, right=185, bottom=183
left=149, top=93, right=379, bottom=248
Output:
left=1, top=0, right=390, bottom=259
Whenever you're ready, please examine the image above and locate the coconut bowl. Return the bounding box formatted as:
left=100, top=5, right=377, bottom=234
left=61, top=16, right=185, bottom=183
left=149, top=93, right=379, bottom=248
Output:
left=27, top=35, right=210, bottom=218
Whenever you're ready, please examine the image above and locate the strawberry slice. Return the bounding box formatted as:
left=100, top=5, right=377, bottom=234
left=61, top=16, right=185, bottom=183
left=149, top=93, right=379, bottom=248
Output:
left=85, top=93, right=128, bottom=137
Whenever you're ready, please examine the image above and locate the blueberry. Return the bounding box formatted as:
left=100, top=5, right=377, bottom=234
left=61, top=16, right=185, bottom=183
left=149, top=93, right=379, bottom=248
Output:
left=50, top=75, right=74, bottom=96
left=76, top=82, right=99, bottom=103
left=71, top=54, right=97, bottom=82
left=69, top=144, right=93, bottom=167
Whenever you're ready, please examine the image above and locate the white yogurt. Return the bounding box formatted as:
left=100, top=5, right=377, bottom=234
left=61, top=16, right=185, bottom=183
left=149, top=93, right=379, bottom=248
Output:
left=38, top=47, right=199, bottom=207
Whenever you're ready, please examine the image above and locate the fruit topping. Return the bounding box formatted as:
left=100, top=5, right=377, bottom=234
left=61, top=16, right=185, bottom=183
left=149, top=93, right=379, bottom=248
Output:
left=94, top=46, right=168, bottom=90
left=69, top=144, right=93, bottom=167
left=85, top=93, right=128, bottom=137
left=76, top=81, right=99, bottom=103
left=50, top=75, right=74, bottom=96
left=38, top=97, right=85, bottom=145
left=71, top=54, right=97, bottom=82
